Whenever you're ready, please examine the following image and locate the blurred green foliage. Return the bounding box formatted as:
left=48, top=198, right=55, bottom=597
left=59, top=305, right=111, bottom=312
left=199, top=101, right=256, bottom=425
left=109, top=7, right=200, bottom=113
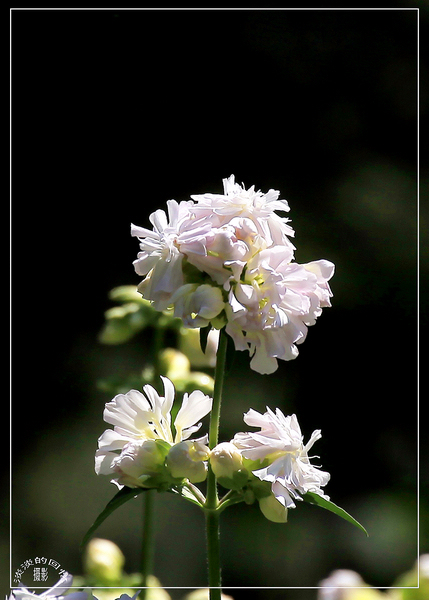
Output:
left=96, top=286, right=215, bottom=397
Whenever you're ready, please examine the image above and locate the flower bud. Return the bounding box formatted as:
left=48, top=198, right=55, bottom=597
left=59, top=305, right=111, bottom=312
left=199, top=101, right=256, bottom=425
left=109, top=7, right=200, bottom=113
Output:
left=84, top=538, right=125, bottom=584
left=166, top=439, right=210, bottom=483
left=159, top=348, right=191, bottom=381
left=210, top=442, right=248, bottom=490
left=112, top=440, right=169, bottom=488
left=258, top=494, right=288, bottom=523
left=171, top=284, right=225, bottom=328
left=173, top=371, right=215, bottom=396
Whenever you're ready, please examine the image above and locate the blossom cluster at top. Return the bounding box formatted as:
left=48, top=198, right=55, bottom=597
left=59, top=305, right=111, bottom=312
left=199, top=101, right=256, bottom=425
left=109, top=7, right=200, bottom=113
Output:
left=131, top=174, right=334, bottom=374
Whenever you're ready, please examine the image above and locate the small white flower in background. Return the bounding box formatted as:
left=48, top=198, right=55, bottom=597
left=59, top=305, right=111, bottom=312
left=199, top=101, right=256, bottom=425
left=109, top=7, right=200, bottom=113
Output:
left=9, top=573, right=93, bottom=600
left=317, top=569, right=386, bottom=600
left=95, top=376, right=212, bottom=488
left=233, top=407, right=330, bottom=509
left=318, top=570, right=364, bottom=600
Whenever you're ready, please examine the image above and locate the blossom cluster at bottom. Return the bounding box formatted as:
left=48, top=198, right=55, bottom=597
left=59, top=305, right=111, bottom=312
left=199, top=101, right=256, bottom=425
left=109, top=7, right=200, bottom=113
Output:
left=211, top=407, right=330, bottom=523
left=95, top=376, right=329, bottom=524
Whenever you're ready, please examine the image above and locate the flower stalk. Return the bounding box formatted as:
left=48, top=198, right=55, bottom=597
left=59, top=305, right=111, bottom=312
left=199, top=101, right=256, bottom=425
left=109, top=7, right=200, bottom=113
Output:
left=204, top=327, right=228, bottom=600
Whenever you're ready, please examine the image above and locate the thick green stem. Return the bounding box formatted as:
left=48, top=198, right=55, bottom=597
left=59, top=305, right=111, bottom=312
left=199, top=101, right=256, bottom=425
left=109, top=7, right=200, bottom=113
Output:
left=205, top=327, right=228, bottom=600
left=141, top=489, right=155, bottom=598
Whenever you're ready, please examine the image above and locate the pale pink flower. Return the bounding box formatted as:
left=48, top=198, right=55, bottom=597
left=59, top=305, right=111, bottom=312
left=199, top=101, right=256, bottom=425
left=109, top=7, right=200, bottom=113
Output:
left=131, top=200, right=212, bottom=310
left=190, top=175, right=295, bottom=249
left=226, top=245, right=334, bottom=373
left=233, top=407, right=330, bottom=509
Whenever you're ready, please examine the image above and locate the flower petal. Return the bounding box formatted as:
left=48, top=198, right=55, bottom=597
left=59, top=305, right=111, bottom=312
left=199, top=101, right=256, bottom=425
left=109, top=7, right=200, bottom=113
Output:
left=174, top=390, right=213, bottom=442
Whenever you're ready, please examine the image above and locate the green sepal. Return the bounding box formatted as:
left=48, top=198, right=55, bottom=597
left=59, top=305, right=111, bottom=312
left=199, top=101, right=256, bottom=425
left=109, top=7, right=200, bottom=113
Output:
left=217, top=469, right=249, bottom=492
left=168, top=485, right=204, bottom=508
left=81, top=486, right=149, bottom=549
left=247, top=479, right=272, bottom=500
left=302, top=491, right=369, bottom=536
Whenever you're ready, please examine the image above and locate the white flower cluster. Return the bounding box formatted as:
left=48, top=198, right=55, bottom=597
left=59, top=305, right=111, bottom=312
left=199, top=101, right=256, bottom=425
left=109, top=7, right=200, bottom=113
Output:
left=95, top=376, right=213, bottom=488
left=210, top=407, right=330, bottom=523
left=234, top=407, right=330, bottom=508
left=132, top=175, right=334, bottom=374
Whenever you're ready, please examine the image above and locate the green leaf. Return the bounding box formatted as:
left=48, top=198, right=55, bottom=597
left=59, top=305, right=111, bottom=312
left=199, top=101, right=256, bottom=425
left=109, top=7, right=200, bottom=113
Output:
left=303, top=491, right=368, bottom=536
left=81, top=487, right=149, bottom=549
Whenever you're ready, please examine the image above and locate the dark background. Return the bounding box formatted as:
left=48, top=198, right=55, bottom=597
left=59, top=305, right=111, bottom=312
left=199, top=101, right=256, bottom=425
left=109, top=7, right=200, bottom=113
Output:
left=10, top=7, right=425, bottom=600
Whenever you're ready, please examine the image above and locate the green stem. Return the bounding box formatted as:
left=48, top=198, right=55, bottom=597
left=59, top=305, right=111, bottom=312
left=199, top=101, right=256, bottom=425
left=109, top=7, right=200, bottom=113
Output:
left=205, top=327, right=228, bottom=600
left=208, top=327, right=228, bottom=452
left=141, top=489, right=155, bottom=598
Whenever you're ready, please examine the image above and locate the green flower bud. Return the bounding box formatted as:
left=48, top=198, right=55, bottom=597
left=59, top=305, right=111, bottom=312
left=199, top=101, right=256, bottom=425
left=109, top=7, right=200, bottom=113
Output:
left=210, top=442, right=249, bottom=491
left=84, top=538, right=125, bottom=585
left=111, top=439, right=170, bottom=489
left=159, top=348, right=191, bottom=380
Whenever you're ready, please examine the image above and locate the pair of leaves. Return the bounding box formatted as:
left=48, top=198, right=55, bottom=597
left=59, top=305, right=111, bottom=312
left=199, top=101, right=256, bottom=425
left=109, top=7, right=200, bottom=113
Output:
left=81, top=484, right=205, bottom=550
left=81, top=486, right=367, bottom=551
left=81, top=487, right=149, bottom=549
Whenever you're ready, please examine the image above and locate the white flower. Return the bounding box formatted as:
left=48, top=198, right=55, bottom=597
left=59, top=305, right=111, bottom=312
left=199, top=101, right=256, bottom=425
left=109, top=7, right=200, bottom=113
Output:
left=130, top=178, right=334, bottom=369
left=131, top=200, right=212, bottom=310
left=191, top=175, right=295, bottom=249
left=185, top=216, right=266, bottom=286
left=233, top=407, right=330, bottom=509
left=95, top=376, right=213, bottom=488
left=317, top=570, right=368, bottom=600
left=225, top=246, right=335, bottom=374
left=10, top=573, right=92, bottom=600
